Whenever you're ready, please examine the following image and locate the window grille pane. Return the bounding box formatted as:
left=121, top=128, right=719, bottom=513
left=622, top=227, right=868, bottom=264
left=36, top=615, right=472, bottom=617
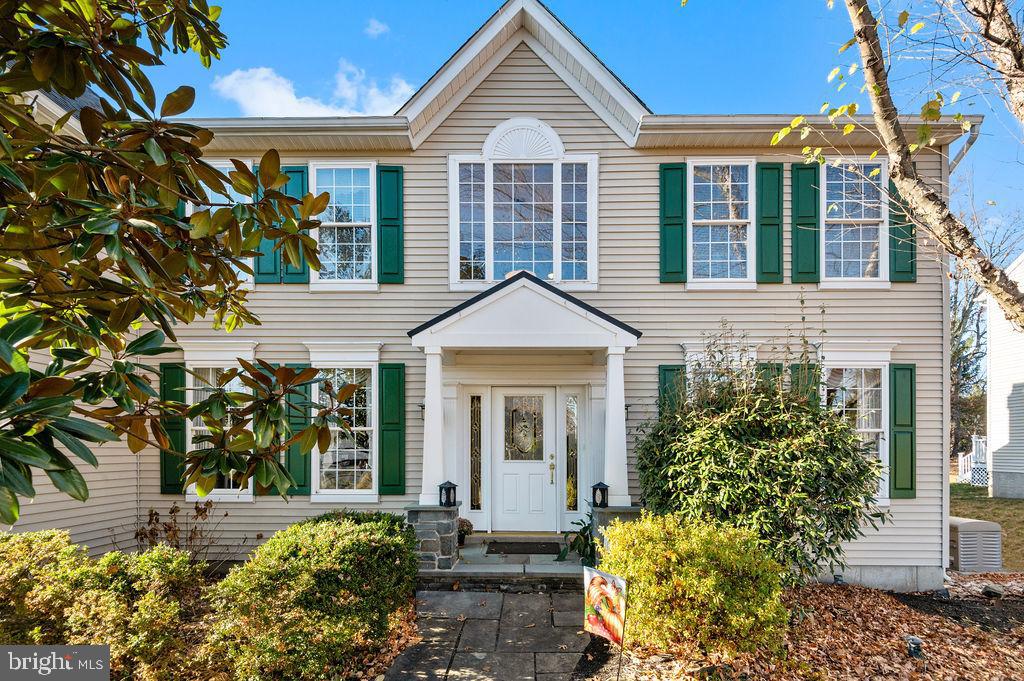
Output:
left=459, top=163, right=486, bottom=280
left=560, top=163, right=588, bottom=280
left=824, top=223, right=881, bottom=278
left=692, top=224, right=748, bottom=279
left=316, top=367, right=373, bottom=491
left=825, top=367, right=883, bottom=455
left=693, top=164, right=749, bottom=221
left=317, top=167, right=372, bottom=281
left=188, top=367, right=246, bottom=490
left=493, top=163, right=554, bottom=281
left=825, top=163, right=882, bottom=220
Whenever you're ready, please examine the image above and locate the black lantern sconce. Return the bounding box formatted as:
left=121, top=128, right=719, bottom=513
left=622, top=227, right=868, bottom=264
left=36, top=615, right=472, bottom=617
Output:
left=591, top=482, right=609, bottom=509
left=439, top=481, right=457, bottom=508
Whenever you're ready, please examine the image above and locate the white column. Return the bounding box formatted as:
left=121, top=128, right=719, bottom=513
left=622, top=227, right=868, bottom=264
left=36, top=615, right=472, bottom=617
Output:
left=602, top=346, right=631, bottom=506
left=420, top=346, right=446, bottom=505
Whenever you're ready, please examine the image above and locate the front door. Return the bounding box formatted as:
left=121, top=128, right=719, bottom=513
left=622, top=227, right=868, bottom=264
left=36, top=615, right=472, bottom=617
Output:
left=491, top=387, right=557, bottom=531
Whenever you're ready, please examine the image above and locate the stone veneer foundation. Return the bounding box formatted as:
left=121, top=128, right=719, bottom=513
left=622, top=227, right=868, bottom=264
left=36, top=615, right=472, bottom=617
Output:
left=407, top=503, right=461, bottom=570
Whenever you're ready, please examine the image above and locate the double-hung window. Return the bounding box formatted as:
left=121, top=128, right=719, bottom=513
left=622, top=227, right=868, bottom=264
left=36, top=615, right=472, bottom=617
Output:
left=823, top=160, right=888, bottom=281
left=312, top=366, right=376, bottom=497
left=449, top=119, right=598, bottom=289
left=823, top=365, right=889, bottom=499
left=185, top=366, right=253, bottom=502
left=310, top=162, right=376, bottom=289
left=688, top=160, right=756, bottom=285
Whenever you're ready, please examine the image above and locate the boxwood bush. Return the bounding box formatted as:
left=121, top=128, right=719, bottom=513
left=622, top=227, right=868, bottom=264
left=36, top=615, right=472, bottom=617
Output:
left=637, top=355, right=886, bottom=581
left=208, top=512, right=417, bottom=681
left=599, top=513, right=787, bottom=654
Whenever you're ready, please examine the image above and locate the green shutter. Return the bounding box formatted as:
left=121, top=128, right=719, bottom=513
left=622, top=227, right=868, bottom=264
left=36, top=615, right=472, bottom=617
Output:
left=254, top=237, right=281, bottom=283
left=791, top=164, right=820, bottom=283
left=890, top=363, right=916, bottom=499
left=659, top=163, right=687, bottom=283
left=889, top=180, right=916, bottom=282
left=378, top=363, right=406, bottom=495
left=377, top=165, right=404, bottom=284
left=789, top=363, right=820, bottom=402
left=159, top=362, right=186, bottom=494
left=756, top=163, right=784, bottom=283
left=283, top=363, right=312, bottom=495
left=756, top=362, right=784, bottom=384
left=280, top=166, right=310, bottom=284
left=658, top=364, right=686, bottom=413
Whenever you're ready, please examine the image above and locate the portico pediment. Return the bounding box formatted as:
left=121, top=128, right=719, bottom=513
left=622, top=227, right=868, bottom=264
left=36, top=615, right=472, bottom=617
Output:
left=408, top=271, right=640, bottom=349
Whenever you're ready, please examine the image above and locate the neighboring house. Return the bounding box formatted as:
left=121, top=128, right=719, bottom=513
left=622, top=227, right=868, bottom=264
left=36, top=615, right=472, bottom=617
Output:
left=12, top=0, right=973, bottom=591
left=986, top=253, right=1024, bottom=498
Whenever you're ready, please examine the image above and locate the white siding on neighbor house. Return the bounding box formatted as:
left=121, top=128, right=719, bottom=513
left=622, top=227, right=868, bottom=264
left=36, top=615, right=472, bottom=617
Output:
left=987, top=257, right=1024, bottom=474
left=13, top=42, right=950, bottom=572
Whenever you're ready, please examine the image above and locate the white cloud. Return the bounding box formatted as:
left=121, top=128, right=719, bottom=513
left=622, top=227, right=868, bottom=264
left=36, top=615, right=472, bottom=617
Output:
left=364, top=18, right=389, bottom=38
left=212, top=60, right=413, bottom=117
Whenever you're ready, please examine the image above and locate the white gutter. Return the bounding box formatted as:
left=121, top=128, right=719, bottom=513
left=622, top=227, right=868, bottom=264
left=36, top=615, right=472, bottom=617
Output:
left=948, top=120, right=981, bottom=175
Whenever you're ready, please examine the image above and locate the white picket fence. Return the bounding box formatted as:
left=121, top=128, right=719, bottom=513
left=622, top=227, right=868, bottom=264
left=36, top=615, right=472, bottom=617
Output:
left=957, top=435, right=988, bottom=486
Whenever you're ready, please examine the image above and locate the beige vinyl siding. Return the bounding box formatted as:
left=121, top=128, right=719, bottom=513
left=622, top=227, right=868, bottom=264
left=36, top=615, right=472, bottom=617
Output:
left=18, top=42, right=947, bottom=571
left=987, top=258, right=1024, bottom=474
left=10, top=442, right=139, bottom=555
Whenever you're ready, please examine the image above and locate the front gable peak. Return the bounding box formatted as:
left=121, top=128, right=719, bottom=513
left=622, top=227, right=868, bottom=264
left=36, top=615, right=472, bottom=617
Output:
left=397, top=0, right=649, bottom=147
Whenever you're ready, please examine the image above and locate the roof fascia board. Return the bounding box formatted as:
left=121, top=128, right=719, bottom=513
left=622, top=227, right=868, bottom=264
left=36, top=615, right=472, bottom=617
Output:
left=398, top=0, right=525, bottom=122
left=524, top=0, right=648, bottom=124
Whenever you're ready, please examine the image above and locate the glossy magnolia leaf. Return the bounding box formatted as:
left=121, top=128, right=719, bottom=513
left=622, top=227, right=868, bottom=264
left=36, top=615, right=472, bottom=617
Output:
left=160, top=85, right=196, bottom=117
left=0, top=372, right=29, bottom=408
left=47, top=416, right=117, bottom=443
left=46, top=426, right=98, bottom=467
left=0, top=436, right=55, bottom=468
left=0, top=487, right=19, bottom=524
left=45, top=467, right=89, bottom=501
left=0, top=314, right=42, bottom=345
left=125, top=329, right=169, bottom=356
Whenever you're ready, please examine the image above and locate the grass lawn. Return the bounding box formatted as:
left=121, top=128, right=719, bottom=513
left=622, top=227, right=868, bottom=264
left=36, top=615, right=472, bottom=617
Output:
left=950, top=482, right=1024, bottom=570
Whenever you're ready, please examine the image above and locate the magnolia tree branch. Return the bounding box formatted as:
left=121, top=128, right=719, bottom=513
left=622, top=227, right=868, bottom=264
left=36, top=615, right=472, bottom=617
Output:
left=960, top=0, right=1024, bottom=122
left=845, top=0, right=1024, bottom=327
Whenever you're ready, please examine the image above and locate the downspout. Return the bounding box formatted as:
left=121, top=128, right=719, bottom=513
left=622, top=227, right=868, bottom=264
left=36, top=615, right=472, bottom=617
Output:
left=948, top=121, right=981, bottom=175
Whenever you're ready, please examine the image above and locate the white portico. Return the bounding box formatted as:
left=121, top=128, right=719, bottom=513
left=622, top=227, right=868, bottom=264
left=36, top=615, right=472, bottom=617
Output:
left=408, top=271, right=640, bottom=531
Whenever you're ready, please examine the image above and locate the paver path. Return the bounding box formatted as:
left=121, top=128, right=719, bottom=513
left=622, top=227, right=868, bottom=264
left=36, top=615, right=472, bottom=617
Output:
left=386, top=591, right=590, bottom=680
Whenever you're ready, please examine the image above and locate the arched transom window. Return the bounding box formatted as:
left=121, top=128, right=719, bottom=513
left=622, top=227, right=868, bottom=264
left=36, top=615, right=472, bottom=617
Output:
left=448, top=118, right=598, bottom=289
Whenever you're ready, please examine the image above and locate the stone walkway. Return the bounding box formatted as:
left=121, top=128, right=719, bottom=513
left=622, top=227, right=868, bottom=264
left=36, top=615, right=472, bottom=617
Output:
left=386, top=590, right=590, bottom=680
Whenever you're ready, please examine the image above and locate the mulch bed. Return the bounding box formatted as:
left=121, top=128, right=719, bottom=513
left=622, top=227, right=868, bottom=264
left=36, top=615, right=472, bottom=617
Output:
left=575, top=574, right=1024, bottom=680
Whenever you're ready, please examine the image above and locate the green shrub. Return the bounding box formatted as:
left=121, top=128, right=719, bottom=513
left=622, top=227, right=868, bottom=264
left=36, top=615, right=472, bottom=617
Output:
left=209, top=513, right=417, bottom=681
left=599, top=513, right=787, bottom=654
left=0, top=530, right=90, bottom=644
left=637, top=355, right=886, bottom=581
left=63, top=544, right=210, bottom=681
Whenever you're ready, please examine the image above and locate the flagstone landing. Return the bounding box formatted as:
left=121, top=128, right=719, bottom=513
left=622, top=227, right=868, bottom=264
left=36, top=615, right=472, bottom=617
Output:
left=386, top=591, right=593, bottom=681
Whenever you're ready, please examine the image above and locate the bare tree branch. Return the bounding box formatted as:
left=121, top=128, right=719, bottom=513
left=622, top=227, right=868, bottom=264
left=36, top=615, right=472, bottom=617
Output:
left=961, top=0, right=1024, bottom=122
left=844, top=0, right=1024, bottom=327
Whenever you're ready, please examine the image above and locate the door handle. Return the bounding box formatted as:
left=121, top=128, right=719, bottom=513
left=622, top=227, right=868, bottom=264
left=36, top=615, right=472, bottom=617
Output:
left=548, top=454, right=555, bottom=484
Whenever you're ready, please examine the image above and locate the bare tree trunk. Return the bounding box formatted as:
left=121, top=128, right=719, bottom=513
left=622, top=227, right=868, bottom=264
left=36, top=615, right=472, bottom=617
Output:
left=961, top=0, right=1024, bottom=124
left=844, top=0, right=1024, bottom=327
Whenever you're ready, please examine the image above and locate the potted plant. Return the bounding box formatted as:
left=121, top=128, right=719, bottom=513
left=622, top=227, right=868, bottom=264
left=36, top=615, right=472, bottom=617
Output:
left=457, top=518, right=473, bottom=546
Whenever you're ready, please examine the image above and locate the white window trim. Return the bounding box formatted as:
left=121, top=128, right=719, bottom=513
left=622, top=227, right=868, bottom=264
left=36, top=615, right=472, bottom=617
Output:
left=685, top=158, right=757, bottom=289
left=446, top=151, right=600, bottom=292
left=308, top=160, right=380, bottom=292
left=821, top=342, right=898, bottom=505
left=819, top=157, right=890, bottom=287
left=185, top=158, right=255, bottom=287
left=303, top=342, right=381, bottom=503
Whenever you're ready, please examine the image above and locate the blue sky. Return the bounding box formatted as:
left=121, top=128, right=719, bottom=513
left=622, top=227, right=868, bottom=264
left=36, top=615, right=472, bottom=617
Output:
left=148, top=0, right=1022, bottom=216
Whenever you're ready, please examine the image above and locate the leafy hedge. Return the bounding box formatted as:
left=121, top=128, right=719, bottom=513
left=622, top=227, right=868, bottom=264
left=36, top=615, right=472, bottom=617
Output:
left=637, top=362, right=886, bottom=581
left=0, top=511, right=416, bottom=681
left=208, top=511, right=417, bottom=681
left=599, top=513, right=787, bottom=654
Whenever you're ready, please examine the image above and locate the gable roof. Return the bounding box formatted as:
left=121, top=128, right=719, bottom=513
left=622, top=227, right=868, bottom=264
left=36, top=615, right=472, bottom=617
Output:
left=408, top=270, right=641, bottom=340
left=396, top=0, right=650, bottom=147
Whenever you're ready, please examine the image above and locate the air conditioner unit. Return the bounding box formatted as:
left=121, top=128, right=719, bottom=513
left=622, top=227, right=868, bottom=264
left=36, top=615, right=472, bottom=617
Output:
left=949, top=516, right=1002, bottom=572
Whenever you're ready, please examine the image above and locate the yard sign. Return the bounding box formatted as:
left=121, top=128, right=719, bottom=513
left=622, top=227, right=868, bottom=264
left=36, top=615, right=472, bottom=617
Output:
left=583, top=567, right=626, bottom=646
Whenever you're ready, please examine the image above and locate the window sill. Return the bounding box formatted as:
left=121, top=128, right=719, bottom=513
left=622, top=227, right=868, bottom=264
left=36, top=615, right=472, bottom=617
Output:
left=185, top=491, right=254, bottom=503
left=309, top=281, right=380, bottom=292
left=310, top=492, right=380, bottom=503
left=684, top=281, right=757, bottom=291
left=449, top=280, right=598, bottom=292
left=818, top=280, right=892, bottom=291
